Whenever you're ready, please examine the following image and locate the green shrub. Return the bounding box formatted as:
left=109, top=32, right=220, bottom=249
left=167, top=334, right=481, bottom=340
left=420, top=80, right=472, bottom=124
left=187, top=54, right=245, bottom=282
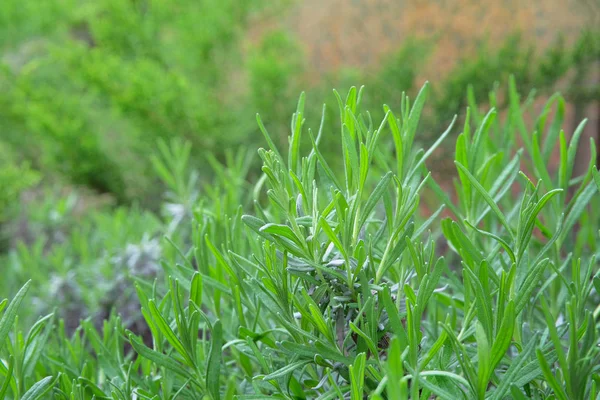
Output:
left=3, top=0, right=597, bottom=207
left=248, top=30, right=305, bottom=147
left=0, top=0, right=291, bottom=204
left=0, top=143, right=39, bottom=223
left=1, top=81, right=599, bottom=399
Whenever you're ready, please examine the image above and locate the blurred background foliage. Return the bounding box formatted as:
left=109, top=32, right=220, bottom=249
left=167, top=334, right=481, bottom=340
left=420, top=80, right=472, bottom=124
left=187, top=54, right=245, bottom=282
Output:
left=0, top=0, right=599, bottom=325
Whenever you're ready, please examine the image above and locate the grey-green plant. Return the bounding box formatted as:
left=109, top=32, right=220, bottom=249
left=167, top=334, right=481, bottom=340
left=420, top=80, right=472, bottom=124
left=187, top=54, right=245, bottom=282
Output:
left=1, top=80, right=599, bottom=399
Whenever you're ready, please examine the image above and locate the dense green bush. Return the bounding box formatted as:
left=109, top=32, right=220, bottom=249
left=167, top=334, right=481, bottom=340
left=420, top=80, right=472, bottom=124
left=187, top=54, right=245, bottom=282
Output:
left=2, top=0, right=598, bottom=207
left=0, top=0, right=290, bottom=204
left=1, top=82, right=599, bottom=399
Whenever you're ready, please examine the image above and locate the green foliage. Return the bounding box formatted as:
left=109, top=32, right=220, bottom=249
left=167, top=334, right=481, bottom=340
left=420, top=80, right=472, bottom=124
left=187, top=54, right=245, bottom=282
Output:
left=249, top=30, right=305, bottom=145
left=3, top=0, right=597, bottom=206
left=1, top=82, right=599, bottom=399
left=0, top=144, right=39, bottom=223
left=0, top=0, right=291, bottom=204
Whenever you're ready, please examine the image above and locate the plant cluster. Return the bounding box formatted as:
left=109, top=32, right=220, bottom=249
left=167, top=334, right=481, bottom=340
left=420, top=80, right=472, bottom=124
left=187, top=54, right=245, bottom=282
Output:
left=1, top=81, right=599, bottom=399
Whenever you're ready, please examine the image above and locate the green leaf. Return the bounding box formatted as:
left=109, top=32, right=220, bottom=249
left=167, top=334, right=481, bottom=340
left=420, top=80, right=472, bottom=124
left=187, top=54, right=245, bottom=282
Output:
left=78, top=377, right=110, bottom=399
left=515, top=258, right=550, bottom=315
left=308, top=304, right=334, bottom=343
left=205, top=235, right=238, bottom=281
left=428, top=178, right=463, bottom=219
left=593, top=166, right=600, bottom=191
left=517, top=188, right=562, bottom=261
left=475, top=322, right=491, bottom=398
left=359, top=142, right=370, bottom=190
left=488, top=149, right=522, bottom=201
left=350, top=353, right=367, bottom=400
left=359, top=172, right=393, bottom=229
left=386, top=337, right=407, bottom=399
left=542, top=95, right=565, bottom=162
left=413, top=205, right=445, bottom=240
left=308, top=128, right=343, bottom=192
left=342, top=122, right=360, bottom=191
left=566, top=119, right=587, bottom=184
left=381, top=286, right=408, bottom=349
left=490, top=301, right=515, bottom=370
left=0, top=280, right=31, bottom=353
left=416, top=257, right=446, bottom=315
left=207, top=320, right=223, bottom=400
left=349, top=322, right=378, bottom=359
left=561, top=181, right=597, bottom=244
left=279, top=341, right=319, bottom=360
left=128, top=333, right=193, bottom=379
left=190, top=271, right=203, bottom=307
left=406, top=115, right=456, bottom=184
left=406, top=82, right=429, bottom=155
left=21, top=376, right=56, bottom=400
left=593, top=276, right=600, bottom=298
left=490, top=334, right=539, bottom=400
left=419, top=328, right=448, bottom=370
left=536, top=349, right=568, bottom=400
left=289, top=92, right=305, bottom=173
left=508, top=75, right=532, bottom=156
left=263, top=360, right=311, bottom=381
left=509, top=385, right=531, bottom=400
left=314, top=341, right=353, bottom=365
left=148, top=300, right=195, bottom=367
left=465, top=220, right=515, bottom=264
left=456, top=132, right=472, bottom=211
left=539, top=297, right=567, bottom=376
left=405, top=367, right=472, bottom=400
left=455, top=161, right=512, bottom=237
left=469, top=108, right=496, bottom=170
left=0, top=356, right=14, bottom=399
left=260, top=223, right=304, bottom=249
left=384, top=107, right=404, bottom=179
left=319, top=217, right=347, bottom=261
left=464, top=266, right=493, bottom=340
left=531, top=130, right=554, bottom=191
left=256, top=113, right=284, bottom=162
left=23, top=313, right=55, bottom=377
left=404, top=284, right=417, bottom=307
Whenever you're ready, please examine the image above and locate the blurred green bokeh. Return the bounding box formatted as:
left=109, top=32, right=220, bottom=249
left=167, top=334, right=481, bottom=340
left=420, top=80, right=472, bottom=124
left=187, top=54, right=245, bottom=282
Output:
left=0, top=0, right=598, bottom=218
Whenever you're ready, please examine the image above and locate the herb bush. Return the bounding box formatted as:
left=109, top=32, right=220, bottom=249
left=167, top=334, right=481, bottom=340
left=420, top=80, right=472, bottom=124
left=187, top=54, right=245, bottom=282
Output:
left=2, top=0, right=598, bottom=208
left=1, top=80, right=600, bottom=399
